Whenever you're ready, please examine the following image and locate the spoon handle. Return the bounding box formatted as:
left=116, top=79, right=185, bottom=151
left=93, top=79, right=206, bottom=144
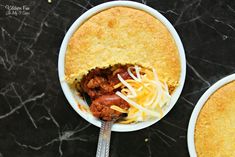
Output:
left=96, top=121, right=113, bottom=157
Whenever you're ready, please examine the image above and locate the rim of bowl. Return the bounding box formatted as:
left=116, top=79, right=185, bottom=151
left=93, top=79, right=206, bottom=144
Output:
left=187, top=73, right=235, bottom=157
left=58, top=1, right=186, bottom=132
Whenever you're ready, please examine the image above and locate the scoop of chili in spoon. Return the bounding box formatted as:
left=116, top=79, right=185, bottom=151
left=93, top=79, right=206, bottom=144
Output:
left=83, top=94, right=126, bottom=157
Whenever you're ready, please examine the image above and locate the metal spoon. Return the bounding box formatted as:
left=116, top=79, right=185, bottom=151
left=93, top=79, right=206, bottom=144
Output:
left=83, top=94, right=116, bottom=157
left=95, top=113, right=126, bottom=157
left=96, top=120, right=113, bottom=157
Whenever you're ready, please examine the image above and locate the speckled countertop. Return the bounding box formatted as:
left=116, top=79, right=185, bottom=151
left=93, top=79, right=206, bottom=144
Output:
left=0, top=0, right=235, bottom=157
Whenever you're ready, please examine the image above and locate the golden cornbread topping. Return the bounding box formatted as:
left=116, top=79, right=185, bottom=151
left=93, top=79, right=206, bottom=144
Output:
left=65, top=7, right=180, bottom=89
left=195, top=81, right=235, bottom=157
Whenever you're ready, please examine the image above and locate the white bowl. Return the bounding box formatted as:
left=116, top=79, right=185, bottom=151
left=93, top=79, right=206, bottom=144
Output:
left=58, top=1, right=186, bottom=132
left=187, top=73, right=235, bottom=156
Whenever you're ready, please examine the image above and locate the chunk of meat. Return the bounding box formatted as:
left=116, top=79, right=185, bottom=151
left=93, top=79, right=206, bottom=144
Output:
left=80, top=65, right=132, bottom=99
left=85, top=76, right=114, bottom=98
left=80, top=70, right=114, bottom=99
left=87, top=76, right=106, bottom=88
left=79, top=65, right=134, bottom=121
left=90, top=94, right=129, bottom=121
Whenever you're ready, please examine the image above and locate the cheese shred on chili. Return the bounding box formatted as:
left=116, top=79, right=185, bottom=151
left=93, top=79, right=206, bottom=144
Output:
left=112, top=65, right=171, bottom=123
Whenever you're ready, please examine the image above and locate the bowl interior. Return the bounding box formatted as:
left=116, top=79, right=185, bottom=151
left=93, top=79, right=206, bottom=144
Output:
left=58, top=1, right=186, bottom=132
left=187, top=74, right=235, bottom=156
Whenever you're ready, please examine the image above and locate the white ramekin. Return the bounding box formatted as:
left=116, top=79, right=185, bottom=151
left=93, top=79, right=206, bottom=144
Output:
left=58, top=1, right=186, bottom=132
left=187, top=73, right=235, bottom=156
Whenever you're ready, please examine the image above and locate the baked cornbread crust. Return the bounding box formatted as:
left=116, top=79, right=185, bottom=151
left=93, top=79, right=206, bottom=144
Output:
left=195, top=81, right=235, bottom=157
left=65, top=7, right=181, bottom=90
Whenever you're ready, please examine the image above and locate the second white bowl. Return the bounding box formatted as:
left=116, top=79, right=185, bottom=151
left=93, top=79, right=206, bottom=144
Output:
left=187, top=73, right=235, bottom=156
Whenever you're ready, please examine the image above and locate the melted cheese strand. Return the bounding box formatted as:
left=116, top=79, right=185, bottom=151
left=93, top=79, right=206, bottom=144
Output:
left=110, top=105, right=128, bottom=113
left=127, top=67, right=141, bottom=82
left=117, top=74, right=137, bottom=97
left=135, top=65, right=142, bottom=80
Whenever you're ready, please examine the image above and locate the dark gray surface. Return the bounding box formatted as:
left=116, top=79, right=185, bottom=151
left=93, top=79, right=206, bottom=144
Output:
left=0, top=0, right=235, bottom=156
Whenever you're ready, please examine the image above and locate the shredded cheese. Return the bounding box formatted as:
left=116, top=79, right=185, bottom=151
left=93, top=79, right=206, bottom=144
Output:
left=117, top=74, right=137, bottom=98
left=127, top=66, right=141, bottom=82
left=116, top=91, right=161, bottom=117
left=110, top=105, right=128, bottom=113
left=115, top=66, right=171, bottom=123
left=135, top=65, right=141, bottom=80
